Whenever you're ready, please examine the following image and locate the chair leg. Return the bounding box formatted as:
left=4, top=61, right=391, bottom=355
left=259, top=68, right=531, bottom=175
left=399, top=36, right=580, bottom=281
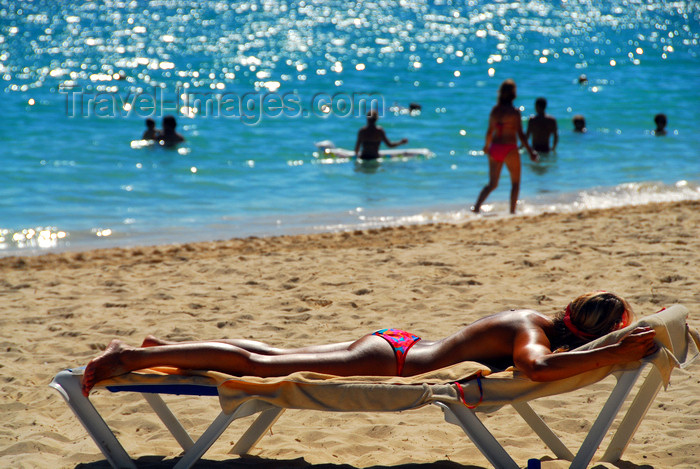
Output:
left=569, top=367, right=644, bottom=469
left=172, top=400, right=277, bottom=469
left=49, top=369, right=137, bottom=469
left=437, top=402, right=520, bottom=469
left=512, top=402, right=575, bottom=461
left=173, top=410, right=240, bottom=469
left=141, top=392, right=195, bottom=451
left=230, top=406, right=285, bottom=455
left=599, top=365, right=662, bottom=463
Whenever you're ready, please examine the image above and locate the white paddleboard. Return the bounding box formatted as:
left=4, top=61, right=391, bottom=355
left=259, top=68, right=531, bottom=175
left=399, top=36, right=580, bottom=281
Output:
left=314, top=141, right=433, bottom=160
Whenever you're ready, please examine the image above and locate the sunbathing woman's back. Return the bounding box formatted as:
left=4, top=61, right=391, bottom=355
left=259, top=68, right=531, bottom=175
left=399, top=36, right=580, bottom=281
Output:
left=404, top=309, right=548, bottom=374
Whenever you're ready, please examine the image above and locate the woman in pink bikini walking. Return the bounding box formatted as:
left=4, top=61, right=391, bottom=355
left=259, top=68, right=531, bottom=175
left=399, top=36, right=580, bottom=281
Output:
left=473, top=79, right=538, bottom=214
left=81, top=291, right=657, bottom=397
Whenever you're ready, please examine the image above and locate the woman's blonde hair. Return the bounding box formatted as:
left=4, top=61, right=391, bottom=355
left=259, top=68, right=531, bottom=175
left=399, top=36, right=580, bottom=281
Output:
left=568, top=291, right=633, bottom=337
left=551, top=291, right=634, bottom=349
left=498, top=79, right=517, bottom=106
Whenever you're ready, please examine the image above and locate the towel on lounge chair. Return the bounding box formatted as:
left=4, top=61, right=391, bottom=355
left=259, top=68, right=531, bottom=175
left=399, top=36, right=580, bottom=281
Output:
left=96, top=305, right=699, bottom=415
left=99, top=361, right=491, bottom=412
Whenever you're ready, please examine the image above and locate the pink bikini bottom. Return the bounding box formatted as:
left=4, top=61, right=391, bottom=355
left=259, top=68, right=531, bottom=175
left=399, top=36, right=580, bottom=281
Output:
left=489, top=143, right=518, bottom=162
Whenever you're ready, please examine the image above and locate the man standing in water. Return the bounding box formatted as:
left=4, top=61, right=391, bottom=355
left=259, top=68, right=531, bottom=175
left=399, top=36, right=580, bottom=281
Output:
left=354, top=110, right=408, bottom=160
left=525, top=97, right=558, bottom=153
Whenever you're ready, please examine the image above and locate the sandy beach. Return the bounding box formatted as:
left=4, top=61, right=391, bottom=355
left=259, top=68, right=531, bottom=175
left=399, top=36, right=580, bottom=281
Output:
left=1, top=200, right=698, bottom=469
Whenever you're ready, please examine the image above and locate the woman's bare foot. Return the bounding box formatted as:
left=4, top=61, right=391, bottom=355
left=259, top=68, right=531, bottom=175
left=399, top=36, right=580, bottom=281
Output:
left=141, top=335, right=172, bottom=347
left=81, top=340, right=132, bottom=397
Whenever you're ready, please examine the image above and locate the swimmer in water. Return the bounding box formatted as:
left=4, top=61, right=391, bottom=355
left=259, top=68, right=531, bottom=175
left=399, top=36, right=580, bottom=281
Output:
left=653, top=113, right=667, bottom=136
left=157, top=115, right=185, bottom=147
left=141, top=118, right=159, bottom=141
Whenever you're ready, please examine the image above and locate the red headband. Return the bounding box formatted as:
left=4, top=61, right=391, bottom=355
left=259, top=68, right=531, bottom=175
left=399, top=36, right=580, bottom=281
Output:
left=618, top=308, right=632, bottom=329
left=563, top=304, right=596, bottom=340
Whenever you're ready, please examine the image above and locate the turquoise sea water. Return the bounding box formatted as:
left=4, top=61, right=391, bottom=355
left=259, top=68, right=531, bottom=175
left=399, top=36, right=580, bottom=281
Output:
left=2, top=1, right=699, bottom=255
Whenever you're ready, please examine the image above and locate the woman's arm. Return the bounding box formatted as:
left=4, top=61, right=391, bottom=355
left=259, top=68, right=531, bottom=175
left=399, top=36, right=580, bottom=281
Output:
left=513, top=326, right=658, bottom=382
left=516, top=111, right=538, bottom=161
left=483, top=112, right=496, bottom=153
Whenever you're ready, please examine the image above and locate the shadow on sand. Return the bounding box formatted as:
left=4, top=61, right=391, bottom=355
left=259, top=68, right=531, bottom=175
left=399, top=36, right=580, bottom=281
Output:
left=73, top=455, right=656, bottom=469
left=74, top=457, right=484, bottom=469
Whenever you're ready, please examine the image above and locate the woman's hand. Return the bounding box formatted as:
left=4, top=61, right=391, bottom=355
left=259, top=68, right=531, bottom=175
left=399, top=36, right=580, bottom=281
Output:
left=615, top=326, right=658, bottom=362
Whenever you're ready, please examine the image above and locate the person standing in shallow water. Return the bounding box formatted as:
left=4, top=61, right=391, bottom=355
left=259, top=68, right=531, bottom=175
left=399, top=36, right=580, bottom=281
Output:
left=354, top=110, right=408, bottom=160
left=80, top=291, right=658, bottom=397
left=525, top=97, right=558, bottom=153
left=473, top=79, right=538, bottom=215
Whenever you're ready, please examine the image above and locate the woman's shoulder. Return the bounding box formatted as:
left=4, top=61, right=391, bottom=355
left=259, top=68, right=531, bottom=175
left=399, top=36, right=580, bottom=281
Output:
left=511, top=310, right=554, bottom=332
left=490, top=104, right=506, bottom=114
left=505, top=105, right=521, bottom=117
left=491, top=104, right=520, bottom=117
left=491, top=308, right=550, bottom=325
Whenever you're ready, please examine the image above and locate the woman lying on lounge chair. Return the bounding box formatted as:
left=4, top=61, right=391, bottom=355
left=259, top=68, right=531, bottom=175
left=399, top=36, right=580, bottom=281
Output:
left=82, top=291, right=658, bottom=396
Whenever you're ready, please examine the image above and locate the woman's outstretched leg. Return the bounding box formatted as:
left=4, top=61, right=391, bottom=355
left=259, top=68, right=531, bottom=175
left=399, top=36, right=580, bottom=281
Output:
left=141, top=335, right=285, bottom=354
left=82, top=335, right=395, bottom=397
left=141, top=335, right=355, bottom=355
left=82, top=339, right=254, bottom=396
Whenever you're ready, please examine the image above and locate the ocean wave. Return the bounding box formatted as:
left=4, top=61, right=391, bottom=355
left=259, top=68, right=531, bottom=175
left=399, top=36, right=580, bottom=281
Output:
left=2, top=179, right=698, bottom=257
left=312, top=180, right=700, bottom=232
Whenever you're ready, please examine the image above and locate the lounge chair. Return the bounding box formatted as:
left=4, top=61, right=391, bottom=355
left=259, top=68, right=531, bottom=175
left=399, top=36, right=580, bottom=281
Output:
left=50, top=304, right=699, bottom=469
